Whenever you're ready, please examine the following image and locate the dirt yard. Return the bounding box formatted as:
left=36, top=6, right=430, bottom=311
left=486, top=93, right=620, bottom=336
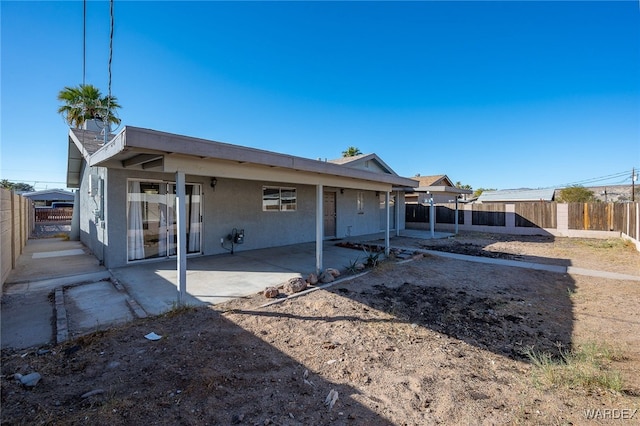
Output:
left=2, top=233, right=639, bottom=425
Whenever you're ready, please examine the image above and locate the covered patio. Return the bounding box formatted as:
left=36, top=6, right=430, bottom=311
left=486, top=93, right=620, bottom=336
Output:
left=109, top=230, right=451, bottom=315
left=68, top=126, right=420, bottom=305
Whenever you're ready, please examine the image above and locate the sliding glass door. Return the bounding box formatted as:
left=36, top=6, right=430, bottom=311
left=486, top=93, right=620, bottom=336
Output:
left=127, top=180, right=201, bottom=261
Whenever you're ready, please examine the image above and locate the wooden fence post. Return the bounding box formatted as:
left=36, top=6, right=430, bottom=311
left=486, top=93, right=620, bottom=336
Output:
left=582, top=203, right=589, bottom=230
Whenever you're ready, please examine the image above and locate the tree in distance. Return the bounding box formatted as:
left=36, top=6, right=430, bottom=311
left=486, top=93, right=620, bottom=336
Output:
left=557, top=185, right=595, bottom=203
left=0, top=180, right=34, bottom=192
left=473, top=187, right=496, bottom=198
left=455, top=181, right=472, bottom=190
left=342, top=146, right=362, bottom=157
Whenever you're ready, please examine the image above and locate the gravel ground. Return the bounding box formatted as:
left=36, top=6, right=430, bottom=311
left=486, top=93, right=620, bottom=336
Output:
left=2, top=233, right=639, bottom=425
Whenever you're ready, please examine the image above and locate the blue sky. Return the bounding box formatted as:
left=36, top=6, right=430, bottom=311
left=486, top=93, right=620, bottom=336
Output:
left=2, top=1, right=639, bottom=191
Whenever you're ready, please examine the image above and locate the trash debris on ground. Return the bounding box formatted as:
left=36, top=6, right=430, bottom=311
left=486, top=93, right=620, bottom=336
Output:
left=144, top=332, right=162, bottom=341
left=325, top=389, right=339, bottom=411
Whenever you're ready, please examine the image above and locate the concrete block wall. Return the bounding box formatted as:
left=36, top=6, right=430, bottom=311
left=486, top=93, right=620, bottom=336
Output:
left=1, top=189, right=31, bottom=288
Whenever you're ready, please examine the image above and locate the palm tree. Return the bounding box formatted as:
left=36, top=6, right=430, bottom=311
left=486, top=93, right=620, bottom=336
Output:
left=57, top=84, right=121, bottom=129
left=341, top=146, right=362, bottom=157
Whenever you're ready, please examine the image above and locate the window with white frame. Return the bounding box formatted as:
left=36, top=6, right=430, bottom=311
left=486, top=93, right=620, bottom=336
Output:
left=357, top=191, right=365, bottom=214
left=263, top=186, right=297, bottom=211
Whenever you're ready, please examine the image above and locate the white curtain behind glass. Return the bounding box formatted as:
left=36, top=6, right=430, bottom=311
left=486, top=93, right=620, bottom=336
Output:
left=168, top=188, right=176, bottom=256
left=188, top=185, right=201, bottom=252
left=127, top=181, right=145, bottom=260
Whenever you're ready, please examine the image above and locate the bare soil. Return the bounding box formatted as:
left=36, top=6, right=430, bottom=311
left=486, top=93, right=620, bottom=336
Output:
left=2, top=233, right=639, bottom=425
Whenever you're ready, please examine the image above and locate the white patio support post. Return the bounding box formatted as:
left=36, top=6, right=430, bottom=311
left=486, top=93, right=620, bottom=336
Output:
left=454, top=197, right=459, bottom=235
left=429, top=197, right=435, bottom=238
left=395, top=190, right=401, bottom=237
left=385, top=191, right=390, bottom=256
left=176, top=171, right=187, bottom=306
left=316, top=184, right=323, bottom=274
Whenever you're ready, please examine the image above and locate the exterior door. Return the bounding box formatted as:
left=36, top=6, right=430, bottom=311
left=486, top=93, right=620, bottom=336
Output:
left=323, top=191, right=336, bottom=238
left=127, top=180, right=201, bottom=261
left=379, top=193, right=396, bottom=231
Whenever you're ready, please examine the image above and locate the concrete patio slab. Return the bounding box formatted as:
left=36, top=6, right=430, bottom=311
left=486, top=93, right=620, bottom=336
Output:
left=2, top=231, right=450, bottom=350
left=109, top=241, right=367, bottom=316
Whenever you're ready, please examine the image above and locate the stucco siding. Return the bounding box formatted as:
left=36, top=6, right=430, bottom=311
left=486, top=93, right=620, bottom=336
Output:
left=92, top=171, right=405, bottom=269
left=334, top=189, right=383, bottom=237
left=77, top=162, right=108, bottom=264
left=205, top=178, right=317, bottom=253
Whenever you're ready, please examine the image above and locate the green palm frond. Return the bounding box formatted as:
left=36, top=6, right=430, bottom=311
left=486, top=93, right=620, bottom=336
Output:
left=57, top=84, right=121, bottom=128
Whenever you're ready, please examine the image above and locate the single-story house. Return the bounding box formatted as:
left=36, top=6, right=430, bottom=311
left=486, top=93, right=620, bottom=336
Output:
left=22, top=189, right=75, bottom=207
left=66, top=126, right=419, bottom=276
left=476, top=188, right=556, bottom=203
left=405, top=174, right=472, bottom=204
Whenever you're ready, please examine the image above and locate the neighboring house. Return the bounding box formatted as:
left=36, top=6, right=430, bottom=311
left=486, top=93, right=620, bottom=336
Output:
left=328, top=154, right=414, bottom=231
left=476, top=188, right=556, bottom=203
left=66, top=126, right=418, bottom=271
left=405, top=175, right=472, bottom=204
left=22, top=189, right=75, bottom=207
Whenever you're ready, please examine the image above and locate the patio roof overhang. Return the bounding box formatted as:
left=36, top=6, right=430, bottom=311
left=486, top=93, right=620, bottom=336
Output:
left=407, top=186, right=473, bottom=195
left=68, top=126, right=418, bottom=192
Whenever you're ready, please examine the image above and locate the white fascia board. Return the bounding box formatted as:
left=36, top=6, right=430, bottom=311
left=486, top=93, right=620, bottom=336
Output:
left=90, top=126, right=418, bottom=188
left=164, top=156, right=393, bottom=191
left=88, top=130, right=126, bottom=167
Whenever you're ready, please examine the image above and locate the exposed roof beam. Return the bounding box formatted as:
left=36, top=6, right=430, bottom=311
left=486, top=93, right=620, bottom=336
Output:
left=122, top=154, right=164, bottom=168
left=142, top=158, right=164, bottom=170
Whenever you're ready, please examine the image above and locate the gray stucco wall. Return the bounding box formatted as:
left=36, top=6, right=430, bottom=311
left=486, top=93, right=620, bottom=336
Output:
left=91, top=170, right=406, bottom=268
left=77, top=162, right=108, bottom=265
left=207, top=178, right=316, bottom=252
left=335, top=189, right=384, bottom=237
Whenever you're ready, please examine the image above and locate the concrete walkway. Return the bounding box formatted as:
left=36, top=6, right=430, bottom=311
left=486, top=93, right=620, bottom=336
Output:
left=1, top=238, right=130, bottom=350
left=1, top=231, right=440, bottom=350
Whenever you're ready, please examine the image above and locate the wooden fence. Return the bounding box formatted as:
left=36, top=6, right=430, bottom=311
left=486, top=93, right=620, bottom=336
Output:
left=566, top=202, right=638, bottom=240
left=406, top=204, right=465, bottom=224
left=471, top=203, right=505, bottom=227
left=515, top=202, right=557, bottom=229
left=35, top=207, right=74, bottom=222
left=406, top=203, right=507, bottom=226
left=1, top=188, right=32, bottom=287
left=406, top=201, right=639, bottom=242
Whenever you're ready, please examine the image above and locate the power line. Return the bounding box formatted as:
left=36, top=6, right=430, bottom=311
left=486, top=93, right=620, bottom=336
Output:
left=108, top=0, right=113, bottom=102
left=549, top=168, right=639, bottom=189
left=2, top=178, right=67, bottom=185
